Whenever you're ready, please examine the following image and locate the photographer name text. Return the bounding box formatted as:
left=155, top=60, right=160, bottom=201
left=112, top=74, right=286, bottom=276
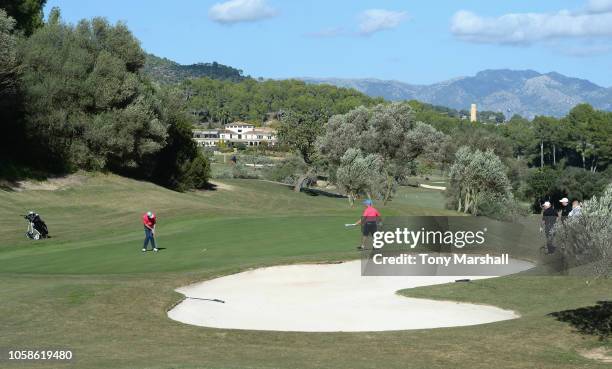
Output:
left=372, top=253, right=509, bottom=266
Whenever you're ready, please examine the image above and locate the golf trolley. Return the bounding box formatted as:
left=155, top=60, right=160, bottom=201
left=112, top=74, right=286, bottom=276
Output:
left=23, top=211, right=49, bottom=240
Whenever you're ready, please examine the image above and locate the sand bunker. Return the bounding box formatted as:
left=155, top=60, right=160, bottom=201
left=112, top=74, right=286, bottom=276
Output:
left=168, top=259, right=532, bottom=332
left=580, top=347, right=612, bottom=364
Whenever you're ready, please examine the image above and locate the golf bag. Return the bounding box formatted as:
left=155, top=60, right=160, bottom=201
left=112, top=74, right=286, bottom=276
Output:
left=24, top=212, right=49, bottom=240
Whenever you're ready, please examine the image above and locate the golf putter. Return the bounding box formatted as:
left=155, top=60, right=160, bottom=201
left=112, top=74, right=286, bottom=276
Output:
left=186, top=296, right=226, bottom=303
left=153, top=224, right=159, bottom=251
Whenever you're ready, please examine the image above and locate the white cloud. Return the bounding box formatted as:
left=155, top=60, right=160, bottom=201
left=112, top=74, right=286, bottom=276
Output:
left=358, top=9, right=408, bottom=36
left=451, top=4, right=612, bottom=45
left=209, top=0, right=277, bottom=24
left=587, top=0, right=612, bottom=13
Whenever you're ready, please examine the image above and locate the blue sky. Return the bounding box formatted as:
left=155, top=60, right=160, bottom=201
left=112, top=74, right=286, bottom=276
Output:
left=45, top=0, right=612, bottom=86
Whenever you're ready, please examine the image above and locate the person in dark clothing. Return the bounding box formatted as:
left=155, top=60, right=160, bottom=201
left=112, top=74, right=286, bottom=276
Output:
left=541, top=201, right=557, bottom=254
left=353, top=199, right=381, bottom=250
left=558, top=197, right=571, bottom=221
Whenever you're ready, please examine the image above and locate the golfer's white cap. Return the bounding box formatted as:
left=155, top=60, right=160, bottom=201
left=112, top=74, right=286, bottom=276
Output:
left=147, top=211, right=154, bottom=218
left=560, top=198, right=569, bottom=203
left=543, top=201, right=551, bottom=207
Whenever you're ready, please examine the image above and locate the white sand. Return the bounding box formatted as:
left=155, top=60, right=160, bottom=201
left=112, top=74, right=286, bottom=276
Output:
left=419, top=184, right=447, bottom=191
left=168, top=260, right=532, bottom=332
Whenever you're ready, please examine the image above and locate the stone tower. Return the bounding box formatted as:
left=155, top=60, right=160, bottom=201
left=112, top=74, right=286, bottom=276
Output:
left=470, top=103, right=477, bottom=122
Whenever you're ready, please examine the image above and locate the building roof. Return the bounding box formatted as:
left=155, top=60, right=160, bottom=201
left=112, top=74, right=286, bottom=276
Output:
left=254, top=127, right=275, bottom=133
left=225, top=122, right=254, bottom=127
left=250, top=129, right=276, bottom=135
left=217, top=128, right=276, bottom=134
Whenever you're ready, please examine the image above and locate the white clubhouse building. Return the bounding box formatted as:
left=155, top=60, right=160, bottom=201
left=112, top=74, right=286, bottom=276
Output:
left=193, top=122, right=277, bottom=149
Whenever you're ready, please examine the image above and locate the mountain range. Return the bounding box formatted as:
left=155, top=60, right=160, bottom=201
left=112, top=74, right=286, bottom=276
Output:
left=142, top=53, right=612, bottom=119
left=302, top=70, right=612, bottom=119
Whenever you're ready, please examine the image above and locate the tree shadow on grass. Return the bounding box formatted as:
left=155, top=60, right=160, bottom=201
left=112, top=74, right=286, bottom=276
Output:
left=301, top=187, right=347, bottom=199
left=549, top=301, right=611, bottom=340
left=0, top=180, right=18, bottom=192
left=202, top=182, right=218, bottom=191
left=0, top=162, right=61, bottom=192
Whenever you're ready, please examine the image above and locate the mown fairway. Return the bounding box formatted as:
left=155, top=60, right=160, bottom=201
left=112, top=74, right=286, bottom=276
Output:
left=0, top=174, right=610, bottom=369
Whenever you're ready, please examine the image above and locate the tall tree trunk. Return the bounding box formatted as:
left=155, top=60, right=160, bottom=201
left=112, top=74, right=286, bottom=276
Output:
left=552, top=144, right=556, bottom=166
left=294, top=168, right=313, bottom=192
left=463, top=189, right=471, bottom=214
left=540, top=140, right=544, bottom=168
left=294, top=174, right=307, bottom=192
left=383, top=171, right=393, bottom=205
left=582, top=152, right=586, bottom=169
left=457, top=192, right=462, bottom=212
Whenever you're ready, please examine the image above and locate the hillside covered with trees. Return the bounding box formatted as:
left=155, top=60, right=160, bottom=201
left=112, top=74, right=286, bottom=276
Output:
left=182, top=77, right=383, bottom=125
left=143, top=53, right=247, bottom=84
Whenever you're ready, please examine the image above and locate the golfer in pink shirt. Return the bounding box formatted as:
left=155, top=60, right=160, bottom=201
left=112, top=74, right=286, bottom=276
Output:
left=353, top=199, right=381, bottom=250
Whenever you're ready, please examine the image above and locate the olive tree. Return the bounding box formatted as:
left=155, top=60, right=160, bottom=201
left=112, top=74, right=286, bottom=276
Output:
left=554, top=183, right=612, bottom=277
left=277, top=110, right=323, bottom=191
left=336, top=148, right=384, bottom=205
left=318, top=102, right=447, bottom=203
left=448, top=147, right=512, bottom=216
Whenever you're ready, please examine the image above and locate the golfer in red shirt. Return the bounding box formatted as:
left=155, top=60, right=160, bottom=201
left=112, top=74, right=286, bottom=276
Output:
left=354, top=199, right=381, bottom=250
left=142, top=211, right=158, bottom=252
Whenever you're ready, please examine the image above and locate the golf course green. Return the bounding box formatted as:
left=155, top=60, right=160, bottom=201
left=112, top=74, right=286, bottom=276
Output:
left=0, top=173, right=610, bottom=368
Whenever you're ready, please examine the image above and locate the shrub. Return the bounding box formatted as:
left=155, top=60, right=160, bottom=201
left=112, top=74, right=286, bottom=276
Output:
left=263, top=156, right=307, bottom=184
left=447, top=147, right=512, bottom=216
left=183, top=154, right=210, bottom=190
left=237, top=154, right=274, bottom=166
left=212, top=166, right=234, bottom=179
left=232, top=163, right=259, bottom=179
left=476, top=194, right=529, bottom=221
left=336, top=148, right=384, bottom=205
left=553, top=183, right=612, bottom=277
left=525, top=166, right=611, bottom=212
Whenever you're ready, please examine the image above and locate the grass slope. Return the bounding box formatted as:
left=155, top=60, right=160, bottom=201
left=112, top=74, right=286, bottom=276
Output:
left=0, top=173, right=609, bottom=369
